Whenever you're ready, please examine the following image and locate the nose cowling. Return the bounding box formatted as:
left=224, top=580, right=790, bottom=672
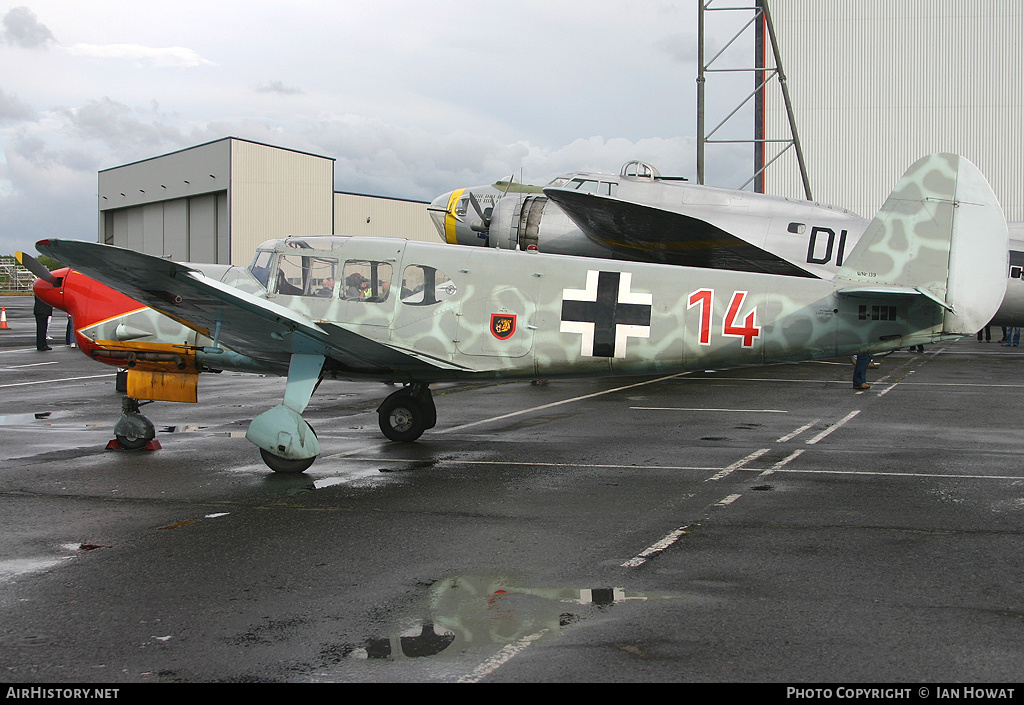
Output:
left=427, top=190, right=457, bottom=242
left=32, top=267, right=70, bottom=312
left=428, top=185, right=506, bottom=247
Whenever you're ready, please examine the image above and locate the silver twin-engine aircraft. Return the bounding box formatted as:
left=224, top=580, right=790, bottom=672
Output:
left=431, top=157, right=1024, bottom=326
left=28, top=154, right=1007, bottom=473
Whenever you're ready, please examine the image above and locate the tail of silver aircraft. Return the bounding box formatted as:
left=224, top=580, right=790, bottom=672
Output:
left=834, top=153, right=1008, bottom=336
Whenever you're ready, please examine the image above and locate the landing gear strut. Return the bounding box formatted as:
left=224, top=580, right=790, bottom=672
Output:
left=246, top=353, right=325, bottom=473
left=377, top=384, right=436, bottom=442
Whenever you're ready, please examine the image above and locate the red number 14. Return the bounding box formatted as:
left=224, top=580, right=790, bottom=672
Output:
left=687, top=289, right=760, bottom=348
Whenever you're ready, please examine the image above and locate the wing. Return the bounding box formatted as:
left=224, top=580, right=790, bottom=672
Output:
left=544, top=187, right=816, bottom=277
left=35, top=239, right=459, bottom=378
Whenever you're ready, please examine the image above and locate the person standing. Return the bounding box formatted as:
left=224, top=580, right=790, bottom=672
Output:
left=34, top=295, right=52, bottom=351
left=853, top=353, right=871, bottom=390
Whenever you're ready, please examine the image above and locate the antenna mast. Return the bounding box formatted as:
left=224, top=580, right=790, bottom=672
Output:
left=696, top=0, right=811, bottom=199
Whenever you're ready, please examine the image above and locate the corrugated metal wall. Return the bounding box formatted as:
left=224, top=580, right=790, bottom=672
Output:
left=229, top=139, right=335, bottom=260
left=333, top=193, right=436, bottom=243
left=764, top=0, right=1023, bottom=220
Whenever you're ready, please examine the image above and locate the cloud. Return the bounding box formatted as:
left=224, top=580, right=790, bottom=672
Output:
left=1, top=6, right=55, bottom=48
left=256, top=81, right=303, bottom=96
left=658, top=31, right=699, bottom=64
left=64, top=43, right=215, bottom=68
left=58, top=97, right=190, bottom=156
left=0, top=87, right=35, bottom=123
left=299, top=113, right=702, bottom=203
left=0, top=131, right=100, bottom=251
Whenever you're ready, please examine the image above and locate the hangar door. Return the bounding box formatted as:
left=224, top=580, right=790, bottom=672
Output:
left=103, top=191, right=229, bottom=263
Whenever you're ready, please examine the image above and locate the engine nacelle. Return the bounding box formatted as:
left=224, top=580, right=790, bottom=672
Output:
left=487, top=196, right=614, bottom=257
left=430, top=188, right=619, bottom=258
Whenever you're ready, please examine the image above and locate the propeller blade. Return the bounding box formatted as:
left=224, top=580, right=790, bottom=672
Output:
left=468, top=191, right=489, bottom=228
left=16, top=251, right=60, bottom=286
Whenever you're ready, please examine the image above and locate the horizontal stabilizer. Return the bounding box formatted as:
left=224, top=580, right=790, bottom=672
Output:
left=836, top=285, right=954, bottom=312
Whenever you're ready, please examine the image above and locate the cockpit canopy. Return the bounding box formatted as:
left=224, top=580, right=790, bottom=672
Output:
left=247, top=236, right=457, bottom=308
left=545, top=176, right=618, bottom=196
left=620, top=160, right=661, bottom=179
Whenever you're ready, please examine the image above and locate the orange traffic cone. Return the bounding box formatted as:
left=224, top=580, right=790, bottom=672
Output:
left=0, top=307, right=8, bottom=330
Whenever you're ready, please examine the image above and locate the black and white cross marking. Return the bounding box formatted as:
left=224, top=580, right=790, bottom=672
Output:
left=560, top=270, right=652, bottom=358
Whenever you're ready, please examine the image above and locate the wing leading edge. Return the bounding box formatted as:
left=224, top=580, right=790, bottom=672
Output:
left=34, top=239, right=454, bottom=378
left=543, top=188, right=817, bottom=277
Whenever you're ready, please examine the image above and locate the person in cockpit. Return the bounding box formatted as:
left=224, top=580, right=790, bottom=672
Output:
left=316, top=277, right=336, bottom=297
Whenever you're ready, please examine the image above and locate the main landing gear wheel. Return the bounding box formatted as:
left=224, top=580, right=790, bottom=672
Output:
left=378, top=395, right=427, bottom=442
left=377, top=386, right=436, bottom=442
left=259, top=448, right=317, bottom=474
left=258, top=420, right=318, bottom=473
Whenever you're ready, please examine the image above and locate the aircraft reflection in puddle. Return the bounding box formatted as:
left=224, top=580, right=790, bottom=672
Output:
left=0, top=411, right=67, bottom=425
left=347, top=575, right=663, bottom=660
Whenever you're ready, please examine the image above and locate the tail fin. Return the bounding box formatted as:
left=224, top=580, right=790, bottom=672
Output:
left=835, top=153, right=1008, bottom=334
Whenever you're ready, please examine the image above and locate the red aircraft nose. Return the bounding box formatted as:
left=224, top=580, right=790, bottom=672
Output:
left=32, top=267, right=71, bottom=312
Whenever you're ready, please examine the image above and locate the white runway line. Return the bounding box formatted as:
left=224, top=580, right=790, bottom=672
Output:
left=0, top=374, right=111, bottom=389
left=757, top=449, right=806, bottom=477
left=631, top=406, right=787, bottom=413
left=445, top=373, right=689, bottom=432
left=706, top=447, right=771, bottom=481
left=621, top=526, right=691, bottom=568
left=1, top=361, right=59, bottom=369
left=804, top=409, right=860, bottom=444
left=457, top=629, right=550, bottom=683
left=775, top=420, right=819, bottom=443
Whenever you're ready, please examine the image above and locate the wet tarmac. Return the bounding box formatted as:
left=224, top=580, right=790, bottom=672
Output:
left=1, top=295, right=1023, bottom=684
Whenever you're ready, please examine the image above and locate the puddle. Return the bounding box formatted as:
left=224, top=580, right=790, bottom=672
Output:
left=0, top=411, right=69, bottom=425
left=150, top=513, right=229, bottom=530
left=159, top=425, right=206, bottom=433
left=313, top=477, right=349, bottom=489
left=335, top=575, right=677, bottom=663
left=311, top=466, right=403, bottom=490
left=0, top=557, right=69, bottom=581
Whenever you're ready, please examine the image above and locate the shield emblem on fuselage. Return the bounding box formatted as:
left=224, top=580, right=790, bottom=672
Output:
left=490, top=313, right=517, bottom=340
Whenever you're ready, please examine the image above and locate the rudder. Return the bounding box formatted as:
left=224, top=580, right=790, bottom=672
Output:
left=835, top=153, right=1007, bottom=335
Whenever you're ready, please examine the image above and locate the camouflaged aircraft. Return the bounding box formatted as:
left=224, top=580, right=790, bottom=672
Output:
left=431, top=159, right=1024, bottom=326
left=25, top=153, right=1007, bottom=474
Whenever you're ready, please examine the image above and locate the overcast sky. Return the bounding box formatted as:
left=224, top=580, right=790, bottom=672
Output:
left=0, top=1, right=757, bottom=256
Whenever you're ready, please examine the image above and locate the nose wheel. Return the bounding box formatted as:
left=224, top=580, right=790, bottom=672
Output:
left=110, top=397, right=158, bottom=451
left=377, top=385, right=436, bottom=442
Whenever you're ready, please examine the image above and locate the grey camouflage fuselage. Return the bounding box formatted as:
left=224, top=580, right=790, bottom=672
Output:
left=68, top=153, right=1006, bottom=387
left=35, top=153, right=1007, bottom=469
